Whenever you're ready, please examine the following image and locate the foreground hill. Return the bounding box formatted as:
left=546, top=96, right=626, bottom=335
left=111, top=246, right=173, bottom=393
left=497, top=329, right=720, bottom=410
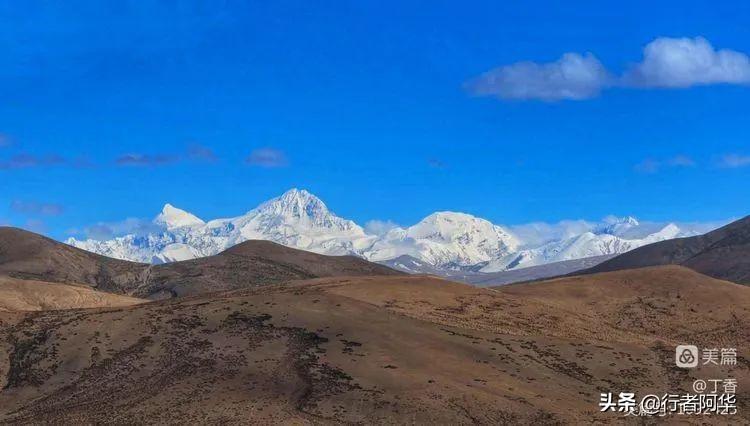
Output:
left=0, top=276, right=144, bottom=312
left=0, top=227, right=145, bottom=293
left=0, top=227, right=399, bottom=299
left=1, top=266, right=746, bottom=424
left=582, top=215, right=750, bottom=284
left=138, top=239, right=401, bottom=299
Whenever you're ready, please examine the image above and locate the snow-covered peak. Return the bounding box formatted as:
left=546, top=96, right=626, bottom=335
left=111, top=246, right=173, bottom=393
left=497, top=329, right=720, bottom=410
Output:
left=612, top=216, right=639, bottom=226
left=154, top=204, right=205, bottom=229
left=219, top=188, right=369, bottom=253
left=364, top=211, right=520, bottom=267
left=596, top=215, right=641, bottom=236
left=409, top=211, right=518, bottom=247
left=480, top=221, right=685, bottom=273
left=647, top=223, right=681, bottom=240
left=254, top=188, right=341, bottom=227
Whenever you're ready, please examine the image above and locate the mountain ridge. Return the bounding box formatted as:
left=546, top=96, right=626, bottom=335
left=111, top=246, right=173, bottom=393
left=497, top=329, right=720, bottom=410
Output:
left=66, top=188, right=719, bottom=274
left=1, top=226, right=400, bottom=299
left=581, top=215, right=750, bottom=284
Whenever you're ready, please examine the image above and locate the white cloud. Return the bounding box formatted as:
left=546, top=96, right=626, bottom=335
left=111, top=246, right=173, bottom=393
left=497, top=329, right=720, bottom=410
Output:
left=666, top=155, right=696, bottom=167
left=625, top=37, right=750, bottom=88
left=509, top=219, right=594, bottom=247
left=245, top=148, right=288, bottom=168
left=718, top=154, right=750, bottom=168
left=635, top=155, right=696, bottom=174
left=466, top=52, right=612, bottom=101
left=70, top=218, right=162, bottom=240
left=634, top=158, right=661, bottom=174
left=10, top=200, right=64, bottom=216
left=509, top=216, right=725, bottom=245
left=187, top=144, right=218, bottom=162
left=364, top=219, right=400, bottom=236
left=468, top=37, right=750, bottom=102
left=24, top=219, right=46, bottom=233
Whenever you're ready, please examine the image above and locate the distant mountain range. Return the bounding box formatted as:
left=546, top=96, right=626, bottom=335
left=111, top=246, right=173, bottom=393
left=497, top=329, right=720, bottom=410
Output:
left=583, top=215, right=750, bottom=285
left=0, top=226, right=398, bottom=299
left=67, top=188, right=720, bottom=275
left=380, top=254, right=618, bottom=287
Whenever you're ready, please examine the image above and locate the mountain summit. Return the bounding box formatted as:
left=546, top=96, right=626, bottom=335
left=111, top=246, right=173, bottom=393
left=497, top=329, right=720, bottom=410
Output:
left=251, top=188, right=363, bottom=232
left=596, top=215, right=640, bottom=236
left=257, top=188, right=326, bottom=216
left=154, top=204, right=205, bottom=229
left=365, top=211, right=519, bottom=268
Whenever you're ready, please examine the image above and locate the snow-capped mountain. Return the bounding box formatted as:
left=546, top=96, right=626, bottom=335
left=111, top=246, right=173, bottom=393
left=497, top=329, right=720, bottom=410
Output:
left=68, top=189, right=374, bottom=263
left=594, top=215, right=641, bottom=237
left=67, top=188, right=717, bottom=272
left=364, top=212, right=519, bottom=268
left=201, top=188, right=374, bottom=256
left=154, top=204, right=205, bottom=229
left=480, top=221, right=683, bottom=272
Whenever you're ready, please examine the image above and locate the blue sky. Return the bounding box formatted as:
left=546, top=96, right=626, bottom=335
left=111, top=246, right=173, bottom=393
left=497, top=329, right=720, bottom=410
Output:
left=0, top=1, right=749, bottom=239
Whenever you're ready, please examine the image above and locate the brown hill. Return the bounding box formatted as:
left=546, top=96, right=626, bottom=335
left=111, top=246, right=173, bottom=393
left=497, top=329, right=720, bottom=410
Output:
left=0, top=227, right=146, bottom=293
left=0, top=227, right=400, bottom=299
left=582, top=215, right=750, bottom=285
left=0, top=276, right=144, bottom=312
left=138, top=239, right=401, bottom=299
left=1, top=266, right=747, bottom=424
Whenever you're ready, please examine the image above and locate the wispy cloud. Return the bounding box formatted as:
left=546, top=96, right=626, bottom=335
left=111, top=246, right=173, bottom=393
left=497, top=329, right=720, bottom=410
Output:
left=116, top=144, right=218, bottom=167
left=427, top=158, right=447, bottom=169
left=24, top=219, right=46, bottom=233
left=0, top=153, right=66, bottom=169
left=466, top=53, right=611, bottom=101
left=364, top=219, right=401, bottom=236
left=635, top=155, right=696, bottom=174
left=468, top=37, right=750, bottom=102
left=115, top=153, right=180, bottom=167
left=666, top=155, right=696, bottom=167
left=625, top=37, right=750, bottom=88
left=187, top=143, right=218, bottom=162
left=509, top=219, right=596, bottom=247
left=509, top=216, right=725, bottom=246
left=10, top=200, right=64, bottom=216
left=717, top=154, right=750, bottom=169
left=245, top=148, right=288, bottom=168
left=0, top=134, right=11, bottom=148
left=69, top=218, right=162, bottom=240
left=634, top=158, right=661, bottom=174
left=71, top=156, right=96, bottom=168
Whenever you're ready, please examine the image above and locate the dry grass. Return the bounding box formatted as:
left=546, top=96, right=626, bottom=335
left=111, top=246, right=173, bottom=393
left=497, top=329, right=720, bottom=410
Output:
left=0, top=266, right=747, bottom=424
